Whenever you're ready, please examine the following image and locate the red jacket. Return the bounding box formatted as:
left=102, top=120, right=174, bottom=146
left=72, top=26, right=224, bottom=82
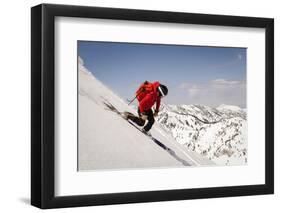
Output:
left=136, top=81, right=161, bottom=113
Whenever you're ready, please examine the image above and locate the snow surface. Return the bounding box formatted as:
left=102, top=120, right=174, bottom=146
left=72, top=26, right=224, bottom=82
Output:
left=78, top=57, right=214, bottom=171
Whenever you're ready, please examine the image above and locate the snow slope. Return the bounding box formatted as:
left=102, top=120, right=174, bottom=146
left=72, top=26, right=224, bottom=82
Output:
left=78, top=57, right=214, bottom=171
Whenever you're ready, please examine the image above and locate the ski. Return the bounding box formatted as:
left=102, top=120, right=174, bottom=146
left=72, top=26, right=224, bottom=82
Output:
left=102, top=100, right=190, bottom=166
left=103, top=101, right=171, bottom=150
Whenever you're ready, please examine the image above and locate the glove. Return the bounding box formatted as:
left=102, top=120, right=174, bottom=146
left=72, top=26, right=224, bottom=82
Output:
left=140, top=114, right=148, bottom=120
left=153, top=111, right=159, bottom=117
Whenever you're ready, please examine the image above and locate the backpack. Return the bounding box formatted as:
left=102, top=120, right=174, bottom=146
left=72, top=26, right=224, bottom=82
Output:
left=136, top=81, right=154, bottom=97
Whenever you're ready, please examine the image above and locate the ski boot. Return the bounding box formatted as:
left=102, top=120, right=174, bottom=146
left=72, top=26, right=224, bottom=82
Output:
left=141, top=128, right=152, bottom=137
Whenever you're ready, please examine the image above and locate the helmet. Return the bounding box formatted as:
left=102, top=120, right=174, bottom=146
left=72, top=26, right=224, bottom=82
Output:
left=157, top=84, right=168, bottom=97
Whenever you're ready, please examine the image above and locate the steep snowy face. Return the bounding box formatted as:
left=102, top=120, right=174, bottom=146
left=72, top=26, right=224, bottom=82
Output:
left=78, top=57, right=214, bottom=170
left=156, top=104, right=247, bottom=166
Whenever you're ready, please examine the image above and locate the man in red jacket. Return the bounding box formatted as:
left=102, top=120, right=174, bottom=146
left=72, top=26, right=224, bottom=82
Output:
left=125, top=81, right=168, bottom=133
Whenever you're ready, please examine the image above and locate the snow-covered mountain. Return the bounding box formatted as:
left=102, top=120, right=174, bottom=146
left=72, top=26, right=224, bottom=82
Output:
left=156, top=104, right=247, bottom=166
left=78, top=57, right=214, bottom=170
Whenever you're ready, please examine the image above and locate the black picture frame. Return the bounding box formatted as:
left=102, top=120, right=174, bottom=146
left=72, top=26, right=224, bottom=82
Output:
left=31, top=3, right=274, bottom=209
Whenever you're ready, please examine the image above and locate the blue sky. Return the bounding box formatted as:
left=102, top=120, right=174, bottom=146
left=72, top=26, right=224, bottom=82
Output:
left=78, top=41, right=247, bottom=108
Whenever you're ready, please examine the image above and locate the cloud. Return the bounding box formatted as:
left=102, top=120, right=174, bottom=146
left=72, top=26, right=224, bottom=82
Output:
left=211, top=79, right=241, bottom=86
left=179, top=83, right=205, bottom=97
left=177, top=78, right=246, bottom=107
left=179, top=82, right=190, bottom=89
left=188, top=85, right=202, bottom=96
left=238, top=54, right=242, bottom=60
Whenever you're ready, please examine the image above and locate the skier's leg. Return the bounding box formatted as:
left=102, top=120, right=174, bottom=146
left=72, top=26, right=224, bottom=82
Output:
left=125, top=111, right=145, bottom=126
left=143, top=109, right=154, bottom=132
left=138, top=107, right=141, bottom=117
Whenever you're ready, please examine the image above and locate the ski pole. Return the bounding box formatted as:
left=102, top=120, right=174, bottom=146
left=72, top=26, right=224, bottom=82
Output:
left=128, top=96, right=137, bottom=105
left=127, top=88, right=144, bottom=105
left=128, top=82, right=148, bottom=105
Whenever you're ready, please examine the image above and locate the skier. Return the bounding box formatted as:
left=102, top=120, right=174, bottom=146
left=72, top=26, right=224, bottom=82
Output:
left=124, top=81, right=168, bottom=134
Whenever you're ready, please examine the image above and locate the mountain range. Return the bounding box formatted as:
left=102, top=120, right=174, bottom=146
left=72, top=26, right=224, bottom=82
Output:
left=156, top=103, right=247, bottom=165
